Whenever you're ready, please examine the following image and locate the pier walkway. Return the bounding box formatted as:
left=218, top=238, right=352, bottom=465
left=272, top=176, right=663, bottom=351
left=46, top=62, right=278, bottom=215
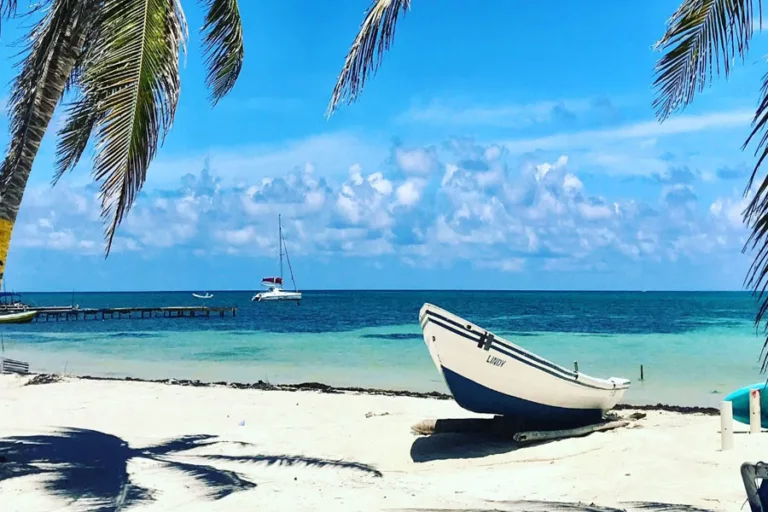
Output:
left=0, top=305, right=237, bottom=321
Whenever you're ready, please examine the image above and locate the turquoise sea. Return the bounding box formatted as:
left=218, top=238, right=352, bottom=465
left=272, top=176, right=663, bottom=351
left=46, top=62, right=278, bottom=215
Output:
left=0, top=290, right=765, bottom=407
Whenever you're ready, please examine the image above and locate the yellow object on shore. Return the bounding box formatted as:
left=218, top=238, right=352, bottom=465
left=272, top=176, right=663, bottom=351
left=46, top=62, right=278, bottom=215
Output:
left=0, top=217, right=14, bottom=290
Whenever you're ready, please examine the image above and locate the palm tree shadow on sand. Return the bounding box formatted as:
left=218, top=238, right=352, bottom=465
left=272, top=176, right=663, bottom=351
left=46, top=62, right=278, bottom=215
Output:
left=0, top=427, right=382, bottom=511
left=397, top=500, right=714, bottom=511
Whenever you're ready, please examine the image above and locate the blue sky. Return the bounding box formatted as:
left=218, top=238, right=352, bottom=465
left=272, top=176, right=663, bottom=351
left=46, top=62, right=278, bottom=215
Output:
left=0, top=0, right=765, bottom=291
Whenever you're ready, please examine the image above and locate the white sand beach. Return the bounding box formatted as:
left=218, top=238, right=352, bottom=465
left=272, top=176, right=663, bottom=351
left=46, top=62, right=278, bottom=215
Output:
left=0, top=374, right=765, bottom=512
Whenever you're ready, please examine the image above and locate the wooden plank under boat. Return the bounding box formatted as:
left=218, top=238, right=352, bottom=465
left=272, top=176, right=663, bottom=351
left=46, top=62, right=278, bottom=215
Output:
left=0, top=310, right=37, bottom=324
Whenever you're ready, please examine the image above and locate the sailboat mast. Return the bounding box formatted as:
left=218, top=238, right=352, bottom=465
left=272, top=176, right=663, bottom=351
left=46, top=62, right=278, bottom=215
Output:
left=278, top=214, right=283, bottom=281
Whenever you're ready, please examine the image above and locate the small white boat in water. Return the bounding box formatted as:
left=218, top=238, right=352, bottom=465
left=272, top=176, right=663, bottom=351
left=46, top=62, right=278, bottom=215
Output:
left=253, top=215, right=302, bottom=303
left=419, top=303, right=630, bottom=428
left=192, top=293, right=214, bottom=299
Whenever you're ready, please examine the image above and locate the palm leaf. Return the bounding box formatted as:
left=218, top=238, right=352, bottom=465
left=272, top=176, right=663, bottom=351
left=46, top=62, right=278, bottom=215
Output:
left=740, top=69, right=768, bottom=371
left=200, top=0, right=244, bottom=104
left=52, top=93, right=103, bottom=185
left=326, top=0, right=410, bottom=117
left=652, top=0, right=757, bottom=121
left=1, top=0, right=17, bottom=19
left=81, top=0, right=187, bottom=254
left=0, top=0, right=92, bottom=218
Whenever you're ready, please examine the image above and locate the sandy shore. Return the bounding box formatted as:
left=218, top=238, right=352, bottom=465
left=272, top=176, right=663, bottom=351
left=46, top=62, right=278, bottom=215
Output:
left=0, top=374, right=764, bottom=511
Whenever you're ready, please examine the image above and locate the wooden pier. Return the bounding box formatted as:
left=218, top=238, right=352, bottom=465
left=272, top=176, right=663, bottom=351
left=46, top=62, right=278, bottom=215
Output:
left=1, top=306, right=237, bottom=322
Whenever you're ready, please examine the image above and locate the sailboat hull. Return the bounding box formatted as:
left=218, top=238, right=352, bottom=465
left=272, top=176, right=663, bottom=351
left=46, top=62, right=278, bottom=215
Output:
left=252, top=290, right=302, bottom=302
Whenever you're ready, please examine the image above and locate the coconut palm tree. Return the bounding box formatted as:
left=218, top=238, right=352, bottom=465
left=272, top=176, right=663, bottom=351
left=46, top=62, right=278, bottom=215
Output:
left=0, top=0, right=244, bottom=289
left=328, top=0, right=768, bottom=370
left=620, top=1, right=768, bottom=371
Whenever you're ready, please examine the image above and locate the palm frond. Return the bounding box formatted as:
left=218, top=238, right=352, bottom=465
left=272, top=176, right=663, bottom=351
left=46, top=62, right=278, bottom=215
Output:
left=200, top=0, right=243, bottom=104
left=0, top=0, right=91, bottom=221
left=52, top=93, right=102, bottom=185
left=1, top=1, right=17, bottom=18
left=740, top=69, right=768, bottom=372
left=82, top=0, right=187, bottom=254
left=652, top=0, right=757, bottom=121
left=326, top=0, right=410, bottom=117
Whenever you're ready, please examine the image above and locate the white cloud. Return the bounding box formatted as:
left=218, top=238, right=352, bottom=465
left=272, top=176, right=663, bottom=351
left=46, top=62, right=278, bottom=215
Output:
left=501, top=109, right=752, bottom=154
left=11, top=138, right=753, bottom=274
left=395, top=178, right=425, bottom=207
left=394, top=146, right=438, bottom=175
left=396, top=98, right=595, bottom=127
left=142, top=131, right=389, bottom=189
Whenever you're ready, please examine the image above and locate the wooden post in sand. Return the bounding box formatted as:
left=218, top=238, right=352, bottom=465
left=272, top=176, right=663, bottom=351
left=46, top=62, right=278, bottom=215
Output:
left=721, top=401, right=734, bottom=450
left=750, top=389, right=761, bottom=434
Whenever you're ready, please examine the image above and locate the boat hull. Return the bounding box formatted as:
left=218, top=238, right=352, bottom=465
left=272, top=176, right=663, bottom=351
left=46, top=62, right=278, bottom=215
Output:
left=725, top=383, right=768, bottom=428
left=419, top=303, right=630, bottom=428
left=0, top=310, right=37, bottom=324
left=252, top=290, right=302, bottom=302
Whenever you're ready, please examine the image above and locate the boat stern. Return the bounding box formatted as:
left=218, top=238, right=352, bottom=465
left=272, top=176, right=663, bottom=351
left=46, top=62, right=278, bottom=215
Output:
left=602, top=377, right=632, bottom=409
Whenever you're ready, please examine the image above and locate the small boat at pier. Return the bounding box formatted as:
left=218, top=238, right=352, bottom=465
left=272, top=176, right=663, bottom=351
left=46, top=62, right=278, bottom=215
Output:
left=0, top=310, right=37, bottom=324
left=419, top=303, right=630, bottom=428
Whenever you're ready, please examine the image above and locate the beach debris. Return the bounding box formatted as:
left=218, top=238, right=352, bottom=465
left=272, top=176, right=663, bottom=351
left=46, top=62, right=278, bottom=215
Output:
left=628, top=412, right=647, bottom=421
left=365, top=411, right=390, bottom=418
left=238, top=420, right=245, bottom=426
left=1, top=357, right=29, bottom=375
left=24, top=373, right=62, bottom=386
left=614, top=403, right=718, bottom=415
left=410, top=416, right=631, bottom=444
left=513, top=420, right=630, bottom=445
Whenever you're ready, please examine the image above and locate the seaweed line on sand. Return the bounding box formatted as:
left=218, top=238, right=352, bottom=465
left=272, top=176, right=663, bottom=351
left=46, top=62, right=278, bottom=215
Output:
left=21, top=373, right=720, bottom=415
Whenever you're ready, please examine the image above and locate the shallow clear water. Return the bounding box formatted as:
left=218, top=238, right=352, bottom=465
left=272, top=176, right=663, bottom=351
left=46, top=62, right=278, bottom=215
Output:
left=1, top=290, right=765, bottom=406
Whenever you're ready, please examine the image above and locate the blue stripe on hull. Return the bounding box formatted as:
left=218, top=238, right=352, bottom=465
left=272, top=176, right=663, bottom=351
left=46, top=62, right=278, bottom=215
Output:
left=441, top=366, right=603, bottom=428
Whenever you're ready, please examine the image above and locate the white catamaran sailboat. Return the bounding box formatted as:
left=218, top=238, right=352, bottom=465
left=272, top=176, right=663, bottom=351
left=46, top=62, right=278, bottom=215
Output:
left=252, top=215, right=302, bottom=303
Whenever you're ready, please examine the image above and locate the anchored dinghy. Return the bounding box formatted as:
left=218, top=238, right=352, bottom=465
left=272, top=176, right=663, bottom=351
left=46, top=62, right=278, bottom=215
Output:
left=419, top=303, right=630, bottom=429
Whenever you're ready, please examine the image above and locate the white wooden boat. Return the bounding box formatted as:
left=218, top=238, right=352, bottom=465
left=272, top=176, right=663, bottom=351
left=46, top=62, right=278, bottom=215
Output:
left=192, top=293, right=214, bottom=299
left=252, top=214, right=302, bottom=303
left=0, top=310, right=37, bottom=324
left=419, top=303, right=630, bottom=427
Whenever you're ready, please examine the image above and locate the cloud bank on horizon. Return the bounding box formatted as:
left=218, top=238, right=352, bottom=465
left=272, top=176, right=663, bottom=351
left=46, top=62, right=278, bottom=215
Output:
left=11, top=112, right=753, bottom=290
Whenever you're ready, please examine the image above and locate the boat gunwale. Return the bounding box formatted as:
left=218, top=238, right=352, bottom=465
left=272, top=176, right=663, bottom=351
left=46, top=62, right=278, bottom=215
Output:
left=420, top=303, right=630, bottom=392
